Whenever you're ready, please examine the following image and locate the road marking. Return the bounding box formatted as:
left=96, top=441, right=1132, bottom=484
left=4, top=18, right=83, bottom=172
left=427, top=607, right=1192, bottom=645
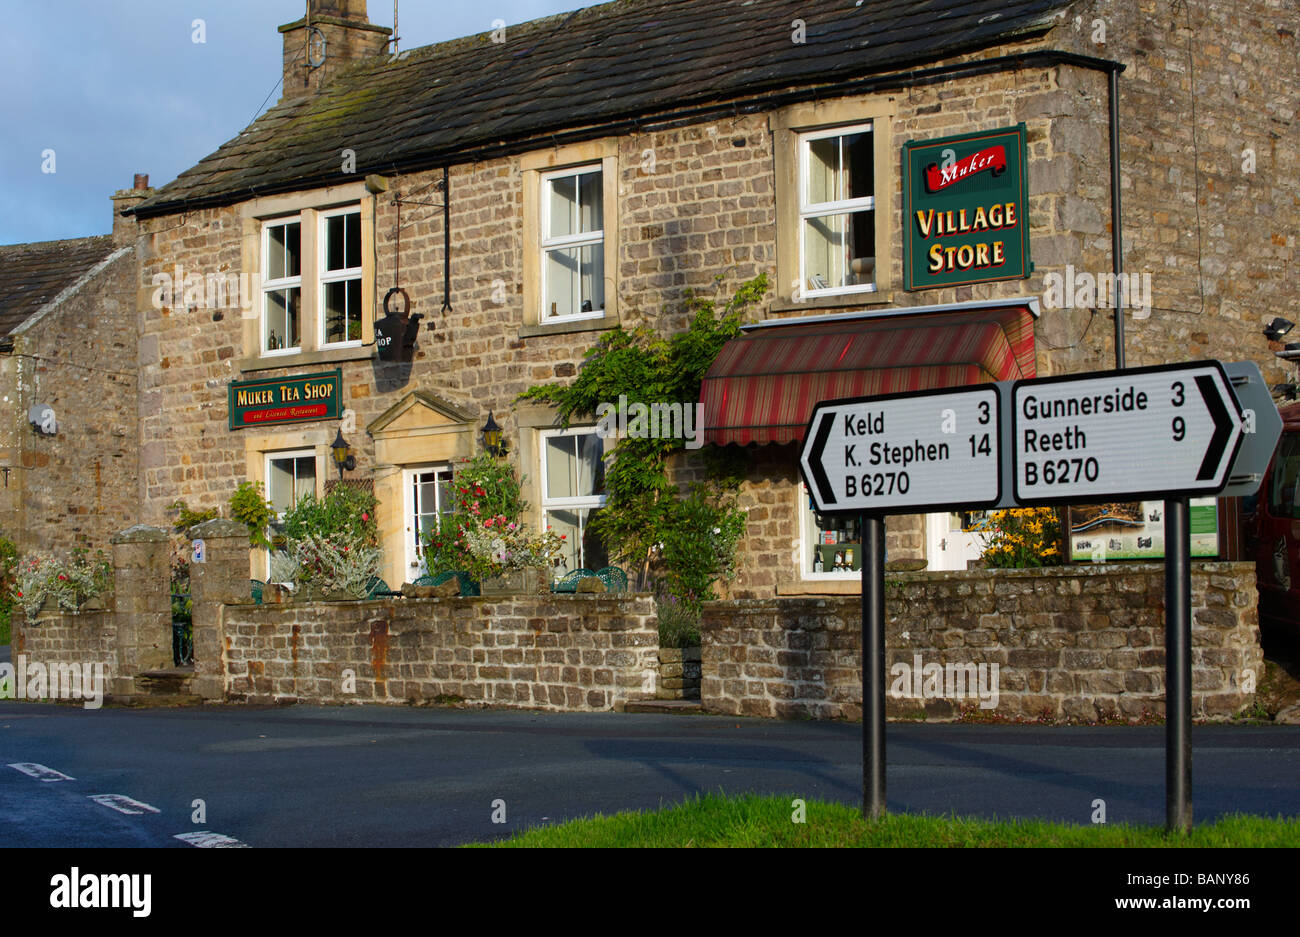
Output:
left=174, top=831, right=249, bottom=848
left=7, top=762, right=74, bottom=782
left=89, top=794, right=161, bottom=815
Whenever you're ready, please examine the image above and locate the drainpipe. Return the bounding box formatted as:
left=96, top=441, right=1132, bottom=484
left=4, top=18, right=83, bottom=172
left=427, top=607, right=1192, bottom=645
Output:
left=1110, top=67, right=1125, bottom=370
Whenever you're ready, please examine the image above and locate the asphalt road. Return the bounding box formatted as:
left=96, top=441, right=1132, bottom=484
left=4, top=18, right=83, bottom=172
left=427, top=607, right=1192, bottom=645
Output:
left=2, top=699, right=1299, bottom=847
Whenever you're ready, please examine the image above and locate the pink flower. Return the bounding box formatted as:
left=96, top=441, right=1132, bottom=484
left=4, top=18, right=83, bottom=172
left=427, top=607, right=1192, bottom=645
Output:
left=362, top=513, right=370, bottom=522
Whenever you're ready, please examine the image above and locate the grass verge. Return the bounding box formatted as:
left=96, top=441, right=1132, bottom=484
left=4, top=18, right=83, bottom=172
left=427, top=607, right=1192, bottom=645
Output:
left=470, top=793, right=1300, bottom=847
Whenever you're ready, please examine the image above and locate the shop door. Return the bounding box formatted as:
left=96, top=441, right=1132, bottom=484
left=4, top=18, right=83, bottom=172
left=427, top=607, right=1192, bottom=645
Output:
left=925, top=512, right=987, bottom=571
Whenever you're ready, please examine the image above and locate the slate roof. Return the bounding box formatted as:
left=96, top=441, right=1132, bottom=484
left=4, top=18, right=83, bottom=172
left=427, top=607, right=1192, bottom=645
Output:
left=132, top=0, right=1074, bottom=218
left=0, top=236, right=118, bottom=338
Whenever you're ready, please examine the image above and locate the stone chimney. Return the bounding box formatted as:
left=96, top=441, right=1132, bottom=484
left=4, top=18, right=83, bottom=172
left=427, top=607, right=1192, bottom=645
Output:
left=279, top=0, right=391, bottom=100
left=110, top=173, right=152, bottom=246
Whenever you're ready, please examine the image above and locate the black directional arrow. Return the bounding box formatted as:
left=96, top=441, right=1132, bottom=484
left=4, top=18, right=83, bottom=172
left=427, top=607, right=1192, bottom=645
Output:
left=807, top=410, right=837, bottom=506
left=1195, top=374, right=1234, bottom=481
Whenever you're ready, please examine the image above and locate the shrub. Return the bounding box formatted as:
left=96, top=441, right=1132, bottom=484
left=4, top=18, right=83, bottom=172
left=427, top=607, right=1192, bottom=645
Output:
left=265, top=485, right=382, bottom=597
left=980, top=508, right=1063, bottom=568
left=0, top=535, right=16, bottom=643
left=12, top=548, right=112, bottom=617
left=229, top=481, right=274, bottom=549
left=282, top=484, right=378, bottom=547
left=654, top=486, right=747, bottom=612
left=656, top=593, right=702, bottom=649
left=290, top=534, right=382, bottom=597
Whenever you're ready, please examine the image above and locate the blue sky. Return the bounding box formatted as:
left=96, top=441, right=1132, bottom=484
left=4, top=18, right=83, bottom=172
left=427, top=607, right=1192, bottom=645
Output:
left=0, top=1, right=584, bottom=245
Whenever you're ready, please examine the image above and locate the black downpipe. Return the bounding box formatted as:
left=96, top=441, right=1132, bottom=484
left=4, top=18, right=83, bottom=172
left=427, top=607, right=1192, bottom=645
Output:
left=1110, top=68, right=1126, bottom=370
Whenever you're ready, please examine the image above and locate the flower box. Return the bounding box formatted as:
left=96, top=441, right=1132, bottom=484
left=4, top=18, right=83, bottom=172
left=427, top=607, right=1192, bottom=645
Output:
left=479, top=566, right=549, bottom=596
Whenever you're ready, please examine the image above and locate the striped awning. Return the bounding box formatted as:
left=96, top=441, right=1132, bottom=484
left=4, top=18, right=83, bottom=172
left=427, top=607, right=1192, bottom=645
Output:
left=702, top=300, right=1037, bottom=446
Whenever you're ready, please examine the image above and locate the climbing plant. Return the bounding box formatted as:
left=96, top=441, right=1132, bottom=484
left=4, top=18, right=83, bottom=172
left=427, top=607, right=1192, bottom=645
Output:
left=520, top=273, right=767, bottom=601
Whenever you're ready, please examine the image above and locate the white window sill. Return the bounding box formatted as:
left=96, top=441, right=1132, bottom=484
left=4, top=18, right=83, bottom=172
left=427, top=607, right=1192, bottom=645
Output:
left=239, top=344, right=375, bottom=373
left=520, top=317, right=618, bottom=339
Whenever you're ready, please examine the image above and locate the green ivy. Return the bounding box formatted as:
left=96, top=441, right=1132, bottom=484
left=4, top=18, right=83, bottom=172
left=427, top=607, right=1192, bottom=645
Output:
left=229, top=481, right=275, bottom=550
left=520, top=273, right=767, bottom=600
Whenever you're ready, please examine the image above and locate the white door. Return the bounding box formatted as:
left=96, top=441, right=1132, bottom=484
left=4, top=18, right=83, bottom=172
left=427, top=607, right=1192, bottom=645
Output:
left=925, top=512, right=988, bottom=571
left=403, top=466, right=453, bottom=578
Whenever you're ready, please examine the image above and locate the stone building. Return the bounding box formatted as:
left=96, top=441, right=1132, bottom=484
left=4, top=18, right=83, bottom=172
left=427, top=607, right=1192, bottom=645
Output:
left=0, top=181, right=144, bottom=554
left=108, top=0, right=1296, bottom=596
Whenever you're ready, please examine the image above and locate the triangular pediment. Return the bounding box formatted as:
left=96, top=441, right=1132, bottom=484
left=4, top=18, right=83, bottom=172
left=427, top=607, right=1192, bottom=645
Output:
left=367, top=390, right=475, bottom=437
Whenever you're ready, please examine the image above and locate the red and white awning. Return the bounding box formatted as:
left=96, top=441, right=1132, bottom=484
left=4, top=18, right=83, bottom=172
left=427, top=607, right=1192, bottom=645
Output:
left=701, top=299, right=1038, bottom=447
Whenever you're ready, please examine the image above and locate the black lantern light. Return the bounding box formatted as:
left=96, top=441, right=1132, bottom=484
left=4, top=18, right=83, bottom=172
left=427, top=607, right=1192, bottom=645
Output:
left=331, top=427, right=356, bottom=478
left=1265, top=317, right=1295, bottom=342
left=481, top=410, right=505, bottom=457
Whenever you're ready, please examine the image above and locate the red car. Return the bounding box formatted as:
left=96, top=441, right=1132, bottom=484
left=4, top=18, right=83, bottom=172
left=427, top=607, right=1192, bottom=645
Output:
left=1248, top=401, right=1300, bottom=635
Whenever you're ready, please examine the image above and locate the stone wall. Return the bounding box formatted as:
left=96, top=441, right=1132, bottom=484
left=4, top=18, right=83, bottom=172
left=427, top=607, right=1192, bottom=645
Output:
left=0, top=248, right=139, bottom=555
left=701, top=562, right=1262, bottom=722
left=657, top=646, right=701, bottom=701
left=9, top=608, right=115, bottom=676
left=10, top=525, right=173, bottom=697
left=218, top=594, right=659, bottom=710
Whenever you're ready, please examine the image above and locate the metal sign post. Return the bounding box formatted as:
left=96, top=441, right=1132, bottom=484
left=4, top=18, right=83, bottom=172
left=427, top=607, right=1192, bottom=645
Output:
left=801, top=386, right=1005, bottom=819
left=800, top=361, right=1279, bottom=829
left=862, top=514, right=886, bottom=819
left=1165, top=497, right=1192, bottom=832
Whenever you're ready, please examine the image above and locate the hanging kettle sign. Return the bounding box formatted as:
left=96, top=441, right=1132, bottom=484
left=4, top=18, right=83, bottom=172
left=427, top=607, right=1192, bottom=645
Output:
left=374, top=287, right=423, bottom=362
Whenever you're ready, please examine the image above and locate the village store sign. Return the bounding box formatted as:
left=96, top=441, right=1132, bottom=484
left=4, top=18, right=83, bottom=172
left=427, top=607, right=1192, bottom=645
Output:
left=228, top=370, right=341, bottom=430
left=903, top=124, right=1031, bottom=290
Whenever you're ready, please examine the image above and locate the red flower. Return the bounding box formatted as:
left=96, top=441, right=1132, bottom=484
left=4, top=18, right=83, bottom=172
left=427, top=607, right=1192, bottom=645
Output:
left=57, top=574, right=67, bottom=581
left=362, top=513, right=370, bottom=522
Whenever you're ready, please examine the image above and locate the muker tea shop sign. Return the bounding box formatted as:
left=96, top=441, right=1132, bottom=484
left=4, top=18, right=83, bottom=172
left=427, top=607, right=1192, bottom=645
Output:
left=903, top=124, right=1031, bottom=290
left=228, top=370, right=341, bottom=430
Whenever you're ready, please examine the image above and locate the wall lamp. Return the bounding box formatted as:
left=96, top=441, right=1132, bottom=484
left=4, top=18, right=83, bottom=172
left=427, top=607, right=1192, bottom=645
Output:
left=481, top=410, right=505, bottom=458
left=1264, top=317, right=1295, bottom=342
left=331, top=427, right=356, bottom=478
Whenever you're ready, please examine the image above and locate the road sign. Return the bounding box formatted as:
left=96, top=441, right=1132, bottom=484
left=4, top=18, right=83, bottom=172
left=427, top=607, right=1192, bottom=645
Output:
left=1013, top=362, right=1244, bottom=504
left=1220, top=361, right=1283, bottom=498
left=799, top=385, right=1002, bottom=515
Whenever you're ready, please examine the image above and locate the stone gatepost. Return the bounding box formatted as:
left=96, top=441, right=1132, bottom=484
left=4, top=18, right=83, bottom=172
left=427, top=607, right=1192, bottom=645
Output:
left=110, top=525, right=172, bottom=695
left=188, top=518, right=252, bottom=700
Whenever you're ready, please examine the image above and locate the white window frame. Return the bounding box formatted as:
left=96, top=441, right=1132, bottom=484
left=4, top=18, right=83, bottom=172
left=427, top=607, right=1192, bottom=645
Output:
left=318, top=206, right=364, bottom=349
left=403, top=464, right=454, bottom=577
left=798, top=484, right=859, bottom=581
left=262, top=448, right=318, bottom=581
left=539, top=165, right=605, bottom=324
left=797, top=123, right=877, bottom=299
left=539, top=426, right=607, bottom=570
left=264, top=449, right=318, bottom=520
left=260, top=217, right=303, bottom=356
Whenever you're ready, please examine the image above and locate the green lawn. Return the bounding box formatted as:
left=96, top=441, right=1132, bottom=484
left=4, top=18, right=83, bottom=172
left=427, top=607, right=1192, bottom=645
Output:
left=471, top=793, right=1300, bottom=848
